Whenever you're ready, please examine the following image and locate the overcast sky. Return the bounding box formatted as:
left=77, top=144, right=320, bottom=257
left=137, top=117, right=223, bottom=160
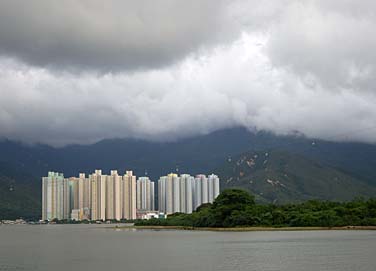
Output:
left=0, top=0, right=376, bottom=146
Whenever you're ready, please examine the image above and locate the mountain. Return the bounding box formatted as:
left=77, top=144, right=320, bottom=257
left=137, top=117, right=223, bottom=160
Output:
left=1, top=127, right=376, bottom=184
left=0, top=162, right=41, bottom=220
left=217, top=150, right=376, bottom=204
left=0, top=128, right=262, bottom=180
left=1, top=127, right=376, bottom=219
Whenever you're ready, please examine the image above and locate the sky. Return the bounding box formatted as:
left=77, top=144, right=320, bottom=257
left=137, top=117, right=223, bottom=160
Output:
left=0, top=0, right=376, bottom=146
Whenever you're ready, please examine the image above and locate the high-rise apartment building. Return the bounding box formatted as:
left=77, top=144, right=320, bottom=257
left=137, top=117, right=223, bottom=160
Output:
left=179, top=174, right=195, bottom=214
left=166, top=174, right=175, bottom=214
left=68, top=177, right=79, bottom=211
left=90, top=170, right=106, bottom=221
left=68, top=173, right=91, bottom=220
left=103, top=170, right=124, bottom=221
left=79, top=173, right=91, bottom=217
left=158, top=173, right=179, bottom=214
left=123, top=171, right=137, bottom=220
left=106, top=173, right=115, bottom=220
left=158, top=176, right=166, bottom=212
left=113, top=171, right=123, bottom=221
left=136, top=177, right=155, bottom=211
left=42, top=172, right=69, bottom=221
left=196, top=175, right=209, bottom=204
left=194, top=177, right=202, bottom=209
left=173, top=174, right=180, bottom=213
left=208, top=174, right=220, bottom=202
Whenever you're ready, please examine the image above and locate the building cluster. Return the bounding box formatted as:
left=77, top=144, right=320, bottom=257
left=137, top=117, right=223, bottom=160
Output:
left=42, top=170, right=137, bottom=221
left=42, top=170, right=220, bottom=221
left=158, top=173, right=220, bottom=215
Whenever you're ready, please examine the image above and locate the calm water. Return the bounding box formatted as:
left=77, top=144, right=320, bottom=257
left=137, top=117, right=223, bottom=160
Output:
left=0, top=225, right=375, bottom=271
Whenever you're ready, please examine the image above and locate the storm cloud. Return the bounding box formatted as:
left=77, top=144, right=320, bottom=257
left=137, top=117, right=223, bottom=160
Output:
left=0, top=0, right=236, bottom=71
left=0, top=0, right=376, bottom=146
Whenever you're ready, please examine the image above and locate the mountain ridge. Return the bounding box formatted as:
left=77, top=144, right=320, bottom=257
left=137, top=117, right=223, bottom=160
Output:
left=1, top=128, right=376, bottom=218
left=217, top=150, right=376, bottom=203
left=1, top=128, right=376, bottom=183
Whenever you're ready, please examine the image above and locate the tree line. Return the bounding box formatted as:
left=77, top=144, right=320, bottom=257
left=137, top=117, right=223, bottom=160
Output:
left=135, top=189, right=376, bottom=228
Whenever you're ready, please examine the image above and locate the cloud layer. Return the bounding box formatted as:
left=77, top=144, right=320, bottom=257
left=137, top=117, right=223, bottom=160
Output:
left=0, top=0, right=376, bottom=146
left=0, top=0, right=235, bottom=71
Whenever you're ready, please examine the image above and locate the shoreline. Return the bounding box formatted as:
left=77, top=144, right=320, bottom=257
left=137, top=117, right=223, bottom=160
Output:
left=116, top=225, right=376, bottom=232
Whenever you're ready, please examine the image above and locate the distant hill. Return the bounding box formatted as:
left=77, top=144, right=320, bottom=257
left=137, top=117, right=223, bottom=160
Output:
left=0, top=162, right=41, bottom=220
left=217, top=150, right=376, bottom=203
left=0, top=128, right=263, bottom=180
left=1, top=128, right=376, bottom=184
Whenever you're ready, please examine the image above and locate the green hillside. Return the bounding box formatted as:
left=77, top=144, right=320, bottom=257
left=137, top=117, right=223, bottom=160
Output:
left=217, top=150, right=376, bottom=204
left=0, top=162, right=41, bottom=220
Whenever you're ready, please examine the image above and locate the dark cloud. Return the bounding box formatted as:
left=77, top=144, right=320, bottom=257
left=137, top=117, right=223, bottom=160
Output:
left=0, top=1, right=376, bottom=146
left=0, top=0, right=236, bottom=71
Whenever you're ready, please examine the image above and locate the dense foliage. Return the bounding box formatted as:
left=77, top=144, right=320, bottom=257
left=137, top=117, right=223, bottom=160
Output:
left=136, top=189, right=376, bottom=228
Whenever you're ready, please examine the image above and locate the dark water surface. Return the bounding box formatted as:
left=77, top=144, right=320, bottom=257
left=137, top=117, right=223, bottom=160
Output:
left=0, top=225, right=375, bottom=271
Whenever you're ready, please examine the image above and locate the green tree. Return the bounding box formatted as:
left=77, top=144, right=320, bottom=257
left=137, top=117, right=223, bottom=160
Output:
left=212, top=189, right=255, bottom=226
